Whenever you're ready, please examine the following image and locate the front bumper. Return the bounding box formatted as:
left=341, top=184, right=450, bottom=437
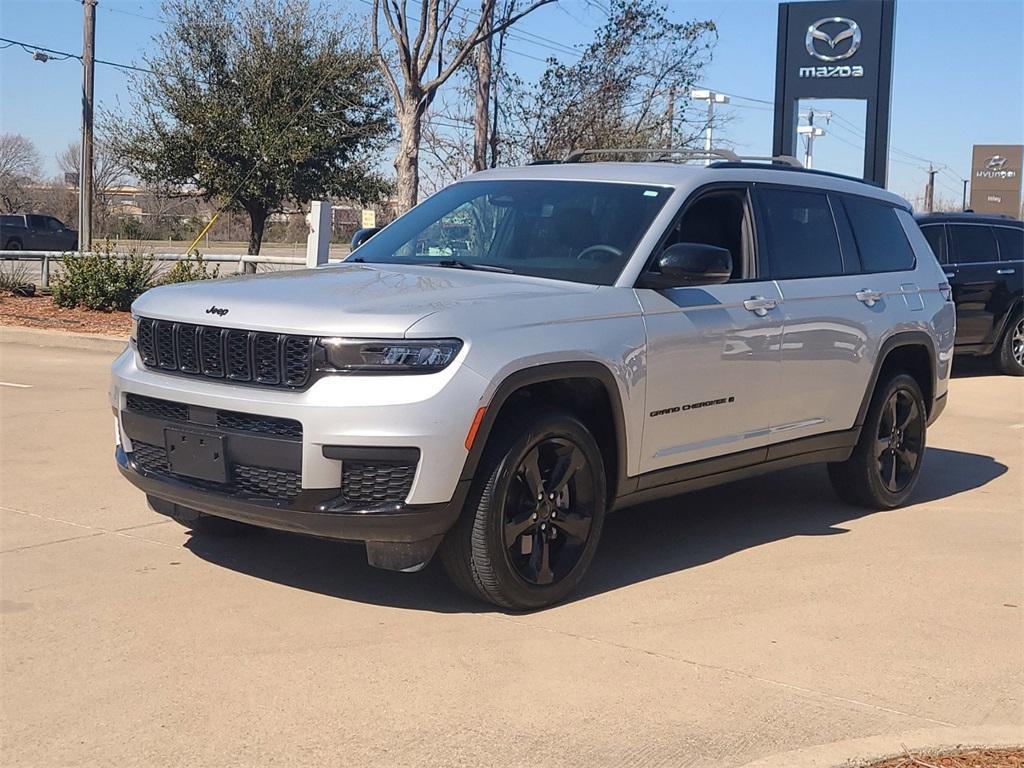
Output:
left=116, top=446, right=466, bottom=544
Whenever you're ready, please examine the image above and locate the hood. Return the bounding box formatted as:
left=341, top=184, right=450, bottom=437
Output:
left=132, top=262, right=594, bottom=337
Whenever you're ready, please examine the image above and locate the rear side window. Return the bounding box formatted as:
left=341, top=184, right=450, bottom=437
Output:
left=919, top=225, right=947, bottom=264
left=841, top=196, right=916, bottom=272
left=759, top=188, right=843, bottom=279
left=994, top=226, right=1023, bottom=262
left=949, top=225, right=998, bottom=264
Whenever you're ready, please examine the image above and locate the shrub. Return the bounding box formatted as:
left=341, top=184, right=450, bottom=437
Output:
left=161, top=253, right=220, bottom=284
left=0, top=261, right=34, bottom=295
left=52, top=243, right=158, bottom=311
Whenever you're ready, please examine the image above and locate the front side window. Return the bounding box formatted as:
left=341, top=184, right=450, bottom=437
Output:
left=920, top=225, right=947, bottom=264
left=842, top=195, right=916, bottom=272
left=350, top=180, right=671, bottom=286
left=994, top=226, right=1023, bottom=263
left=949, top=225, right=998, bottom=264
left=759, top=187, right=843, bottom=279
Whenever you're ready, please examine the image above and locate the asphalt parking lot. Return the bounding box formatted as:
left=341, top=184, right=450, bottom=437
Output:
left=1, top=337, right=1021, bottom=768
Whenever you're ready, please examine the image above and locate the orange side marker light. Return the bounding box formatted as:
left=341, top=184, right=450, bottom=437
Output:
left=465, top=407, right=487, bottom=450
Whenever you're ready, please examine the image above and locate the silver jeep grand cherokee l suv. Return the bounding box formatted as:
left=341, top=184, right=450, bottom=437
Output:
left=111, top=151, right=954, bottom=609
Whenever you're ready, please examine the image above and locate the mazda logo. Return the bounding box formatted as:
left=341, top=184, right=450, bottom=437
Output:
left=806, top=17, right=862, bottom=62
left=205, top=305, right=229, bottom=316
left=986, top=155, right=1008, bottom=171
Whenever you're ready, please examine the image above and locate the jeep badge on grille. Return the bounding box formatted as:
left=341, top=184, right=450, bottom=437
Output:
left=206, top=305, right=229, bottom=316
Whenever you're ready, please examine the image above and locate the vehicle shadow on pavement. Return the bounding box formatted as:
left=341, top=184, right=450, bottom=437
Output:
left=184, top=446, right=1006, bottom=613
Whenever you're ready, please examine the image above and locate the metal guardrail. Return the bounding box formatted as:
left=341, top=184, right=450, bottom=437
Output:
left=0, top=250, right=346, bottom=289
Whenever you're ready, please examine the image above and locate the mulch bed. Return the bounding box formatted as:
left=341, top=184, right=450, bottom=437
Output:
left=861, top=747, right=1023, bottom=768
left=0, top=294, right=131, bottom=336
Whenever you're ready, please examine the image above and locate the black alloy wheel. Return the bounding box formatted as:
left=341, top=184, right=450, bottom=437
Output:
left=502, top=437, right=596, bottom=586
left=874, top=387, right=924, bottom=494
left=440, top=409, right=606, bottom=610
left=828, top=373, right=927, bottom=509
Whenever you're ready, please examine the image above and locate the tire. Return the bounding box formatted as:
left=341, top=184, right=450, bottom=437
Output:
left=995, top=313, right=1024, bottom=376
left=828, top=373, right=927, bottom=509
left=440, top=408, right=607, bottom=610
left=4, top=239, right=22, bottom=250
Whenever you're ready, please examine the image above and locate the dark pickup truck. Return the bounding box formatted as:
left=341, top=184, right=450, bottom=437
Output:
left=0, top=214, right=78, bottom=251
left=917, top=212, right=1023, bottom=375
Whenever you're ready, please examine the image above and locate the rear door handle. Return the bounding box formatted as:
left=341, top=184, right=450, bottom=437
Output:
left=742, top=296, right=777, bottom=316
left=855, top=289, right=883, bottom=307
left=944, top=272, right=957, bottom=278
left=996, top=268, right=1015, bottom=275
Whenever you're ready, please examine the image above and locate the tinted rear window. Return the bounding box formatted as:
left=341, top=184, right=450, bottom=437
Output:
left=949, top=225, right=998, bottom=264
left=919, top=225, right=946, bottom=264
left=994, top=226, right=1023, bottom=262
left=759, top=188, right=843, bottom=279
left=842, top=196, right=915, bottom=272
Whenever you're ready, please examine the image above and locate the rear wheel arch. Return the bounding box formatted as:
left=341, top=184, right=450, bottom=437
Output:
left=460, top=362, right=629, bottom=503
left=857, top=333, right=937, bottom=426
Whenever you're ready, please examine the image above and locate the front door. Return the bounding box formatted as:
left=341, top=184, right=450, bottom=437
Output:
left=637, top=186, right=783, bottom=474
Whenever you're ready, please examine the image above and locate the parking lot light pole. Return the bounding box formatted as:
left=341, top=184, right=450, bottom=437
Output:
left=690, top=89, right=729, bottom=164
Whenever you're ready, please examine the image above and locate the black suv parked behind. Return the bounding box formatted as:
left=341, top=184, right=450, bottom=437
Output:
left=917, top=213, right=1023, bottom=375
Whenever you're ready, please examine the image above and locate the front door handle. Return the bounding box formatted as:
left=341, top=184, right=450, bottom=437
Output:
left=855, top=289, right=883, bottom=307
left=944, top=272, right=956, bottom=279
left=996, top=268, right=1016, bottom=275
left=742, top=296, right=777, bottom=317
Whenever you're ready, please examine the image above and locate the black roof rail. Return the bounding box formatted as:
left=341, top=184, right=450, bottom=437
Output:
left=707, top=161, right=883, bottom=187
left=561, top=147, right=804, bottom=168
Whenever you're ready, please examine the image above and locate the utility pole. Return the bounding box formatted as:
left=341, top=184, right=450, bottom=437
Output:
left=962, top=178, right=969, bottom=211
left=797, top=108, right=830, bottom=169
left=79, top=0, right=97, bottom=252
left=924, top=164, right=938, bottom=213
left=690, top=89, right=729, bottom=163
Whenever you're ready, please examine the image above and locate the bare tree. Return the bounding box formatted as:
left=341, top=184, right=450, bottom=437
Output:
left=0, top=133, right=42, bottom=213
left=503, top=0, right=717, bottom=162
left=370, top=0, right=555, bottom=211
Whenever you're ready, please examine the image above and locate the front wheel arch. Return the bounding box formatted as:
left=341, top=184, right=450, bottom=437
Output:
left=459, top=361, right=630, bottom=501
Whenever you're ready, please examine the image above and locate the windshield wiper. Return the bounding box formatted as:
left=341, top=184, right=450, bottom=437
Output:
left=421, top=259, right=514, bottom=274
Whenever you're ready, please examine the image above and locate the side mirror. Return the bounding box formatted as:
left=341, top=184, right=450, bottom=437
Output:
left=637, top=242, right=732, bottom=289
left=351, top=227, right=382, bottom=250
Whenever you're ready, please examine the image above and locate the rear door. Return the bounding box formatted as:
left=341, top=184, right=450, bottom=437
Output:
left=993, top=225, right=1024, bottom=336
left=947, top=223, right=1001, bottom=347
left=762, top=186, right=913, bottom=439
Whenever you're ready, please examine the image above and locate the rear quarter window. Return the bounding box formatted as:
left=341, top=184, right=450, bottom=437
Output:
left=841, top=195, right=915, bottom=272
left=994, top=226, right=1023, bottom=263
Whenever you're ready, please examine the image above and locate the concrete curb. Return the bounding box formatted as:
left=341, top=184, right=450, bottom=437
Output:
left=0, top=324, right=128, bottom=353
left=737, top=724, right=1022, bottom=768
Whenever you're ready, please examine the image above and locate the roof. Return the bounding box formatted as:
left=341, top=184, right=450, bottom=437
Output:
left=467, top=160, right=910, bottom=209
left=914, top=212, right=1022, bottom=226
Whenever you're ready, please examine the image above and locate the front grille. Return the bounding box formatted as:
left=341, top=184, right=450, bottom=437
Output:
left=130, top=441, right=303, bottom=501
left=125, top=393, right=302, bottom=441
left=342, top=462, right=416, bottom=503
left=136, top=317, right=314, bottom=389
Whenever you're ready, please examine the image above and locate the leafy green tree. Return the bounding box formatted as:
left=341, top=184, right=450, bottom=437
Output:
left=110, top=0, right=392, bottom=256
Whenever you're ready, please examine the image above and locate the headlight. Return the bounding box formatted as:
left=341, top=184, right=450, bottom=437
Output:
left=318, top=338, right=462, bottom=373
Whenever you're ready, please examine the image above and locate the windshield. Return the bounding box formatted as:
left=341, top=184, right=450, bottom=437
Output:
left=350, top=179, right=671, bottom=285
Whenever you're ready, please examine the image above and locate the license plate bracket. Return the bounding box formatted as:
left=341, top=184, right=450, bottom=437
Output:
left=164, top=427, right=228, bottom=483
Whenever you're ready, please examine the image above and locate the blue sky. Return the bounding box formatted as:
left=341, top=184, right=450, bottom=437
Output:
left=1, top=0, right=1022, bottom=206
